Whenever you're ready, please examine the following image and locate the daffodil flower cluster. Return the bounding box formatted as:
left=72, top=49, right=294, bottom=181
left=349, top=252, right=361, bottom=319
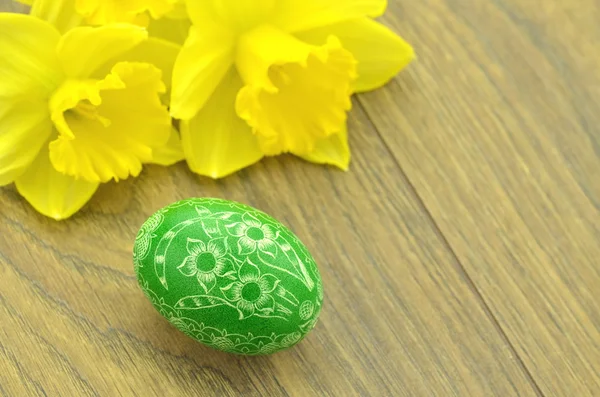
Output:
left=1, top=0, right=414, bottom=220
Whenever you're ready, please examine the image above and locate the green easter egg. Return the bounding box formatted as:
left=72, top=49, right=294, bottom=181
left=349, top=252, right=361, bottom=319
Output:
left=133, top=198, right=324, bottom=355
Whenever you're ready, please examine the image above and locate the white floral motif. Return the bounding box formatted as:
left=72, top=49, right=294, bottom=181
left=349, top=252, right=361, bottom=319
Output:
left=299, top=301, right=315, bottom=320
left=178, top=237, right=235, bottom=292
left=221, top=259, right=280, bottom=319
left=134, top=211, right=164, bottom=263
left=226, top=213, right=279, bottom=257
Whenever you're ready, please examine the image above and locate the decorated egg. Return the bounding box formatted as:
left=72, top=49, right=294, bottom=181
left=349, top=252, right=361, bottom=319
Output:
left=133, top=198, right=324, bottom=355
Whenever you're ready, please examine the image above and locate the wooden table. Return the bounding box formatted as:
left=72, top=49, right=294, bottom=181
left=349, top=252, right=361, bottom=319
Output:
left=1, top=1, right=599, bottom=396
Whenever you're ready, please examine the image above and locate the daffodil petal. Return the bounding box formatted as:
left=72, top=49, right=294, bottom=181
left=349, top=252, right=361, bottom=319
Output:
left=15, top=144, right=99, bottom=221
left=236, top=24, right=317, bottom=90
left=0, top=99, right=53, bottom=186
left=170, top=25, right=235, bottom=119
left=235, top=25, right=356, bottom=155
left=273, top=0, right=387, bottom=33
left=0, top=14, right=59, bottom=185
left=165, top=0, right=187, bottom=19
left=297, top=123, right=350, bottom=170
left=30, top=0, right=83, bottom=34
left=75, top=0, right=176, bottom=25
left=0, top=13, right=62, bottom=97
left=147, top=12, right=191, bottom=45
left=93, top=37, right=180, bottom=102
left=186, top=0, right=275, bottom=31
left=49, top=62, right=171, bottom=183
left=57, top=24, right=148, bottom=79
left=150, top=127, right=184, bottom=166
left=296, top=18, right=415, bottom=92
left=118, top=38, right=180, bottom=89
left=180, top=68, right=263, bottom=179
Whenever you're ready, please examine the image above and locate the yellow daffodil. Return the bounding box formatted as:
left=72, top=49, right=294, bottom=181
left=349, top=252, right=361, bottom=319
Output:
left=170, top=0, right=414, bottom=178
left=19, top=0, right=178, bottom=26
left=21, top=0, right=191, bottom=45
left=0, top=13, right=179, bottom=219
left=147, top=1, right=190, bottom=45
left=76, top=0, right=176, bottom=25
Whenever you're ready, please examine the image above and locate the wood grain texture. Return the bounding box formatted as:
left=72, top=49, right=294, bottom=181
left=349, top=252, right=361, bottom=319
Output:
left=359, top=0, right=600, bottom=395
left=0, top=104, right=539, bottom=396
left=0, top=0, right=596, bottom=395
left=0, top=0, right=24, bottom=12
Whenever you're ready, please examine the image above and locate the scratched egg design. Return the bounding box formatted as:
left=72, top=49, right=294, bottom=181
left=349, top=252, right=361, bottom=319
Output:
left=133, top=198, right=324, bottom=355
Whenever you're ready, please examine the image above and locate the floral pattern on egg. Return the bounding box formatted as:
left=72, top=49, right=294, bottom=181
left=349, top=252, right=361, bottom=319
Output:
left=134, top=198, right=323, bottom=355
